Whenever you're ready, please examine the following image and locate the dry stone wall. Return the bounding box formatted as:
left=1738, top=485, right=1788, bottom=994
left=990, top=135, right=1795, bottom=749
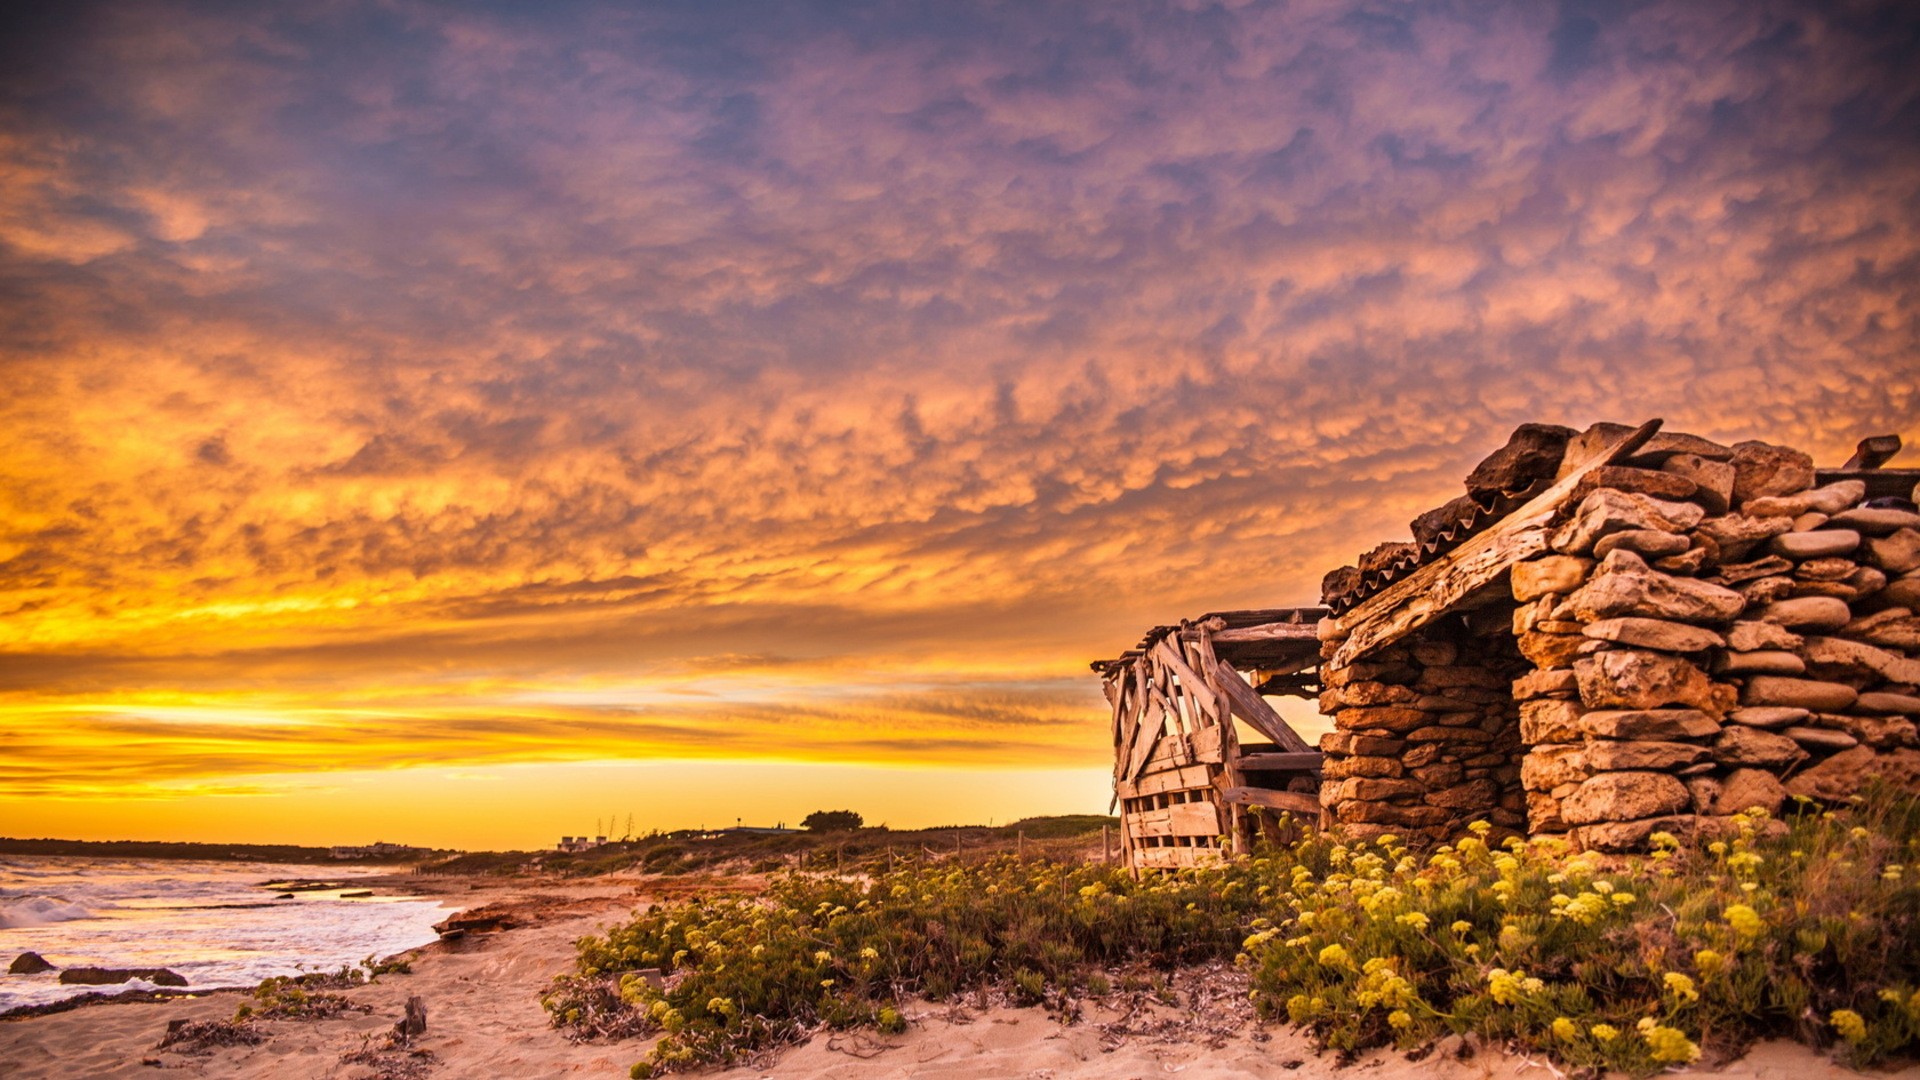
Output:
left=1317, top=617, right=1530, bottom=844
left=1511, top=437, right=1920, bottom=850
left=1319, top=425, right=1920, bottom=852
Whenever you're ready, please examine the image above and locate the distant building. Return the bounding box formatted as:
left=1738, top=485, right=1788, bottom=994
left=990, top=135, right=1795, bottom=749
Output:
left=556, top=835, right=608, bottom=853
left=329, top=841, right=429, bottom=860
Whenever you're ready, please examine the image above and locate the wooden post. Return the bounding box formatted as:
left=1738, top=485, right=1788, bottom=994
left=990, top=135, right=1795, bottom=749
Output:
left=1017, top=829, right=1025, bottom=859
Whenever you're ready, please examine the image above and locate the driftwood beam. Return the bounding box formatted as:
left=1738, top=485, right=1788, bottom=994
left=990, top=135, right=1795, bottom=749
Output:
left=1206, top=623, right=1325, bottom=644
left=1327, top=418, right=1663, bottom=668
left=1210, top=659, right=1315, bottom=753
left=1842, top=433, right=1902, bottom=470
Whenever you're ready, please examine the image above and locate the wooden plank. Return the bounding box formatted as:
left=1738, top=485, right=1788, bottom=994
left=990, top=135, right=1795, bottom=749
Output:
left=1125, top=704, right=1166, bottom=781
left=1168, top=801, right=1224, bottom=837
left=1191, top=722, right=1224, bottom=764
left=1121, top=763, right=1214, bottom=798
left=1152, top=639, right=1220, bottom=724
left=1207, top=622, right=1324, bottom=643
left=1211, top=659, right=1315, bottom=753
left=1841, top=434, right=1901, bottom=470
left=1134, top=846, right=1220, bottom=869
left=1238, top=751, right=1325, bottom=772
left=1328, top=418, right=1663, bottom=668
left=1221, top=786, right=1323, bottom=815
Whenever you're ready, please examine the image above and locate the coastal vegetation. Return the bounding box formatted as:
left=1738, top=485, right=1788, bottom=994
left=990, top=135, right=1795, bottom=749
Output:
left=547, top=789, right=1920, bottom=1077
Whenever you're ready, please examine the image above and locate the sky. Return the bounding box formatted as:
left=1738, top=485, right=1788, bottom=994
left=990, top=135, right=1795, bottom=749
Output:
left=2, top=0, right=1917, bottom=850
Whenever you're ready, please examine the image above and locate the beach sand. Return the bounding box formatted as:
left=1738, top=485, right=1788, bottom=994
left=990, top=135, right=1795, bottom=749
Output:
left=0, top=873, right=1903, bottom=1079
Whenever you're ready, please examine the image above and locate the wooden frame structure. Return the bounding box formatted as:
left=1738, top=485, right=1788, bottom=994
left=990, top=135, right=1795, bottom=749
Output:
left=1093, top=609, right=1326, bottom=869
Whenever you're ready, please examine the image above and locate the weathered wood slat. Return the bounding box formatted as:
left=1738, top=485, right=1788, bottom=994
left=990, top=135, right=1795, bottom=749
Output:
left=1119, top=763, right=1214, bottom=799
left=1167, top=801, right=1223, bottom=837
left=1221, top=786, right=1323, bottom=815
left=1191, top=722, right=1224, bottom=764
left=1207, top=622, right=1324, bottom=643
left=1133, top=846, right=1221, bottom=869
left=1328, top=418, right=1663, bottom=668
left=1237, top=751, right=1325, bottom=772
left=1210, top=659, right=1315, bottom=754
left=1813, top=467, right=1920, bottom=501
left=1152, top=639, right=1220, bottom=725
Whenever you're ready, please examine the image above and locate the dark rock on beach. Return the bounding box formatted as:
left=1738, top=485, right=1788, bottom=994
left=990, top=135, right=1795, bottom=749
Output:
left=58, top=967, right=188, bottom=987
left=9, top=951, right=55, bottom=974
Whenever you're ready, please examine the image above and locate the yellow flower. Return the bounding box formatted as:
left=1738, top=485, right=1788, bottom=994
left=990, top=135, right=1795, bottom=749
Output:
left=1831, top=1009, right=1867, bottom=1043
left=1723, top=903, right=1764, bottom=940
left=1551, top=1017, right=1578, bottom=1041
left=1640, top=1023, right=1700, bottom=1063
left=1694, top=949, right=1726, bottom=977
left=1388, top=1009, right=1413, bottom=1030
left=1397, top=911, right=1430, bottom=932
left=1450, top=920, right=1472, bottom=935
left=859, top=946, right=879, bottom=961
left=1318, top=944, right=1353, bottom=970
left=1590, top=1023, right=1619, bottom=1042
left=814, top=950, right=833, bottom=963
left=1663, top=972, right=1699, bottom=1003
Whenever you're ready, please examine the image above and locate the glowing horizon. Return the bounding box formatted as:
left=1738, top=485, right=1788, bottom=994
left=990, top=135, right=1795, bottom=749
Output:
left=3, top=0, right=1916, bottom=848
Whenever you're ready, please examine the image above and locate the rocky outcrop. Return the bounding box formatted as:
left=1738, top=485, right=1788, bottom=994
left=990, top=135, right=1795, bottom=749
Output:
left=57, top=967, right=187, bottom=987
left=9, top=952, right=54, bottom=975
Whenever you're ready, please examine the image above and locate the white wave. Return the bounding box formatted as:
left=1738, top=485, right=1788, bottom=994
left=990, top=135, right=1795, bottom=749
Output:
left=0, top=895, right=93, bottom=929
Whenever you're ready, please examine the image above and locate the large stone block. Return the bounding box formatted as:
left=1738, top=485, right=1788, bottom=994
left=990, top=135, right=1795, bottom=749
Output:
left=1518, top=631, right=1588, bottom=668
left=1519, top=699, right=1585, bottom=744
left=1318, top=731, right=1406, bottom=756
left=1712, top=650, right=1806, bottom=675
left=1783, top=746, right=1876, bottom=802
left=1561, top=771, right=1691, bottom=825
left=1730, top=440, right=1815, bottom=503
left=1321, top=755, right=1405, bottom=780
left=1550, top=490, right=1702, bottom=556
left=1567, top=568, right=1745, bottom=625
left=1521, top=744, right=1590, bottom=791
left=1725, top=620, right=1802, bottom=651
left=1829, top=507, right=1920, bottom=536
left=1335, top=706, right=1432, bottom=734
left=1571, top=466, right=1700, bottom=504
left=1695, top=514, right=1793, bottom=561
left=1740, top=676, right=1858, bottom=712
left=1513, top=668, right=1579, bottom=700
left=1727, top=706, right=1807, bottom=730
left=1714, top=769, right=1787, bottom=816
left=1662, top=454, right=1735, bottom=513
left=1866, top=528, right=1920, bottom=575
left=1574, top=815, right=1698, bottom=853
left=1584, top=740, right=1709, bottom=772
left=1754, top=596, right=1850, bottom=631
left=1713, top=726, right=1809, bottom=768
left=1772, top=530, right=1861, bottom=560
left=1512, top=555, right=1593, bottom=602
left=1575, top=649, right=1724, bottom=712
left=1579, top=709, right=1722, bottom=740
left=1594, top=529, right=1692, bottom=560
left=1426, top=778, right=1500, bottom=809
left=1582, top=617, right=1724, bottom=653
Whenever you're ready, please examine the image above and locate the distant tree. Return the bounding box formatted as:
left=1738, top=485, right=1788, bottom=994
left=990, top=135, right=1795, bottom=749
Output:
left=801, top=809, right=863, bottom=832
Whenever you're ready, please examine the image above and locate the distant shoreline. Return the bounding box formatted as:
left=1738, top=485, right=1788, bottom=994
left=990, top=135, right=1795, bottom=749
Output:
left=0, top=838, right=428, bottom=865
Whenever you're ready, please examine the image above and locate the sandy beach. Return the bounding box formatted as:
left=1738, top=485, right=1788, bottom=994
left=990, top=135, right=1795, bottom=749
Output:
left=0, top=871, right=1903, bottom=1080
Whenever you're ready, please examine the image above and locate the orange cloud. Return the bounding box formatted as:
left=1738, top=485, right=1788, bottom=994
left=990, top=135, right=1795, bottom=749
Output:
left=1, top=0, right=1916, bottom=841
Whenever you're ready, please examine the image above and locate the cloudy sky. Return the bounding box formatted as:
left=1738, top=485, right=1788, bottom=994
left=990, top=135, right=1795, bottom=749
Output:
left=2, top=0, right=1916, bottom=847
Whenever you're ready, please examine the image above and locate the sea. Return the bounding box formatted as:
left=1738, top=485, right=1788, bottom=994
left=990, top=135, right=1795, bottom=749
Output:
left=0, top=856, right=449, bottom=1014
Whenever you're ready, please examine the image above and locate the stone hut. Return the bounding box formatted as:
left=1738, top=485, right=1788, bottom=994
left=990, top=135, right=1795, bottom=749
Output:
left=1098, top=419, right=1920, bottom=863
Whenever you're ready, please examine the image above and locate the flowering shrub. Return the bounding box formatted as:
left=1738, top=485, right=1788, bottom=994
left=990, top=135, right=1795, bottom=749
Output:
left=1240, top=789, right=1920, bottom=1073
left=548, top=787, right=1920, bottom=1077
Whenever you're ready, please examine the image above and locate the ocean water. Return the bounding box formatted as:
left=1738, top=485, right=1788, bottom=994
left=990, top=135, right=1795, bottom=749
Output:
left=0, top=856, right=449, bottom=1014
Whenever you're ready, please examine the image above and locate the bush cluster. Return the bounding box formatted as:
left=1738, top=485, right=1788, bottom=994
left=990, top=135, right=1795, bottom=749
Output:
left=547, top=790, right=1920, bottom=1078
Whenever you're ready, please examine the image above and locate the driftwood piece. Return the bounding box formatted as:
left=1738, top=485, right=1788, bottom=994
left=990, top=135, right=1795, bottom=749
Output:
left=1328, top=418, right=1663, bottom=668
left=1211, top=659, right=1315, bottom=753
left=1221, top=786, right=1322, bottom=815
left=1207, top=622, right=1324, bottom=644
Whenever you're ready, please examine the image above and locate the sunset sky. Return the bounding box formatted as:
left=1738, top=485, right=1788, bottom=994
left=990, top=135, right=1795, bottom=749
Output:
left=3, top=0, right=1916, bottom=850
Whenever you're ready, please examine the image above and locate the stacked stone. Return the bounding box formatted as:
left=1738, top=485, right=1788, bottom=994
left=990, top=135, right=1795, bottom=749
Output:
left=1318, top=623, right=1530, bottom=844
left=1509, top=434, right=1920, bottom=851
